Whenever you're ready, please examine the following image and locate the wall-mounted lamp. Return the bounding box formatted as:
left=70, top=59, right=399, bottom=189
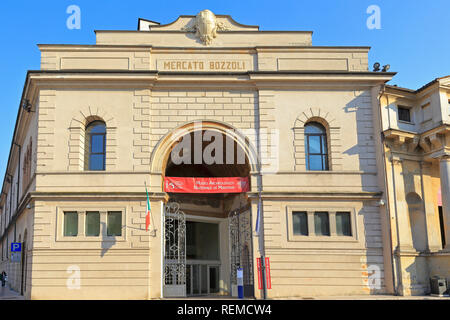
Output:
left=373, top=62, right=381, bottom=72
left=373, top=62, right=391, bottom=72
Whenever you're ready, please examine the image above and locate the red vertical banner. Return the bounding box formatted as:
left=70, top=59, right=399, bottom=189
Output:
left=256, top=258, right=263, bottom=290
left=265, top=257, right=271, bottom=289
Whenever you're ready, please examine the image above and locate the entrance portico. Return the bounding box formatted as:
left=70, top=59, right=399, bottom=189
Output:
left=156, top=121, right=258, bottom=298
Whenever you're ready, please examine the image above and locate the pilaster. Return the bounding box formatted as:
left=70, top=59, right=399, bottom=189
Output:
left=439, top=155, right=450, bottom=251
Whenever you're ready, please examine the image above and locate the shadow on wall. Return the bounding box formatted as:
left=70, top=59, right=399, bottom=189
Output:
left=344, top=91, right=388, bottom=295
left=358, top=205, right=386, bottom=295
left=406, top=192, right=428, bottom=252
left=342, top=94, right=377, bottom=192
left=404, top=257, right=430, bottom=295
left=100, top=222, right=116, bottom=258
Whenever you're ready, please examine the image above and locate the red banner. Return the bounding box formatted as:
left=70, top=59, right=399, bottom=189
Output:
left=256, top=257, right=271, bottom=290
left=265, top=257, right=271, bottom=289
left=438, top=187, right=442, bottom=206
left=164, top=177, right=249, bottom=193
left=256, top=258, right=263, bottom=290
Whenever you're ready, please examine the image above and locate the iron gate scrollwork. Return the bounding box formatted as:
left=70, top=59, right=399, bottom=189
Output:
left=229, top=209, right=254, bottom=297
left=163, top=202, right=186, bottom=297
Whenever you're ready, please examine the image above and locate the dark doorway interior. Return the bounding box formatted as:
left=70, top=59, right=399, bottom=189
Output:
left=438, top=206, right=446, bottom=249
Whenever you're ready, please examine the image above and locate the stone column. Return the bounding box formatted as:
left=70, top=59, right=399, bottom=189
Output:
left=391, top=157, right=414, bottom=252
left=421, top=161, right=442, bottom=252
left=439, top=156, right=450, bottom=251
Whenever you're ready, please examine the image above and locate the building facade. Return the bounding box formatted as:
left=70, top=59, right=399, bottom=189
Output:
left=0, top=10, right=447, bottom=299
left=380, top=78, right=450, bottom=296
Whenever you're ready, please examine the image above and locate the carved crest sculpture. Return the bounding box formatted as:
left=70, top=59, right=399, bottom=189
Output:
left=183, top=10, right=229, bottom=45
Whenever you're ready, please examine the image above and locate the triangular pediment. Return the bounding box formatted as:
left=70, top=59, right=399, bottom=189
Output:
left=138, top=10, right=259, bottom=32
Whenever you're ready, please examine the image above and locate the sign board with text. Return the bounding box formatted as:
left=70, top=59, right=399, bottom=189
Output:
left=11, top=252, right=21, bottom=263
left=164, top=177, right=249, bottom=194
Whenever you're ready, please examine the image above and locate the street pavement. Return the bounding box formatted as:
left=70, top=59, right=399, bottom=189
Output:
left=0, top=287, right=448, bottom=300
left=0, top=286, right=24, bottom=300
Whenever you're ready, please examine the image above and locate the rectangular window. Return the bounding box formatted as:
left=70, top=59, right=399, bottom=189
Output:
left=85, top=211, right=100, bottom=237
left=398, top=106, right=411, bottom=122
left=314, top=212, right=330, bottom=236
left=292, top=211, right=308, bottom=236
left=336, top=212, right=352, bottom=236
left=64, top=211, right=78, bottom=237
left=107, top=211, right=122, bottom=236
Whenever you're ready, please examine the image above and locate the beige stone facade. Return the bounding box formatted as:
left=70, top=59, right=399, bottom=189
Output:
left=0, top=11, right=447, bottom=299
left=380, top=78, right=450, bottom=296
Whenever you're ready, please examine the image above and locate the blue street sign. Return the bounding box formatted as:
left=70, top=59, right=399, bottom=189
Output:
left=11, top=243, right=21, bottom=252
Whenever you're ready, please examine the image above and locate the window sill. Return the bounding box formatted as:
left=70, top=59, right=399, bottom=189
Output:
left=289, top=235, right=358, bottom=243
left=275, top=170, right=376, bottom=175
left=58, top=235, right=126, bottom=242
left=398, top=120, right=414, bottom=125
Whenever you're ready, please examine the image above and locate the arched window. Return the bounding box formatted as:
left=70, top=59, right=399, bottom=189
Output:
left=85, top=121, right=106, bottom=171
left=406, top=192, right=427, bottom=252
left=304, top=122, right=329, bottom=171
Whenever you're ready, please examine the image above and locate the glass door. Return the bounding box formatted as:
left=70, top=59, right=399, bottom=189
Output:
left=186, top=263, right=220, bottom=296
left=185, top=220, right=221, bottom=296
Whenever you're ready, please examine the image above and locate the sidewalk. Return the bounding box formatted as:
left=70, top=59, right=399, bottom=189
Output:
left=0, top=289, right=448, bottom=300
left=280, top=295, right=450, bottom=300
left=0, top=286, right=24, bottom=300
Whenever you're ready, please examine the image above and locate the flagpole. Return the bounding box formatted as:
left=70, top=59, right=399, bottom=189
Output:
left=255, top=112, right=267, bottom=300
left=145, top=181, right=156, bottom=234
left=257, top=190, right=267, bottom=300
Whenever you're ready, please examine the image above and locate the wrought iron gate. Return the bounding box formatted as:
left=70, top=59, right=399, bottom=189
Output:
left=163, top=202, right=186, bottom=297
left=229, top=209, right=254, bottom=297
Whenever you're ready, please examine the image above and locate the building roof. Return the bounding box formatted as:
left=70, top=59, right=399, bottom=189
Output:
left=387, top=75, right=450, bottom=94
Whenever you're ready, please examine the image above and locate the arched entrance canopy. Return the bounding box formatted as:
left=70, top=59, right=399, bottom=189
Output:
left=157, top=122, right=256, bottom=298
left=150, top=121, right=260, bottom=177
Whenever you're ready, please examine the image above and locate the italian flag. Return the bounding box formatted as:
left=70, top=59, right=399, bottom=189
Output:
left=145, top=184, right=151, bottom=232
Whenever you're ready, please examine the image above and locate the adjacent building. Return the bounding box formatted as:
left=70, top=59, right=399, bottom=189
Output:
left=0, top=10, right=448, bottom=299
left=381, top=78, right=450, bottom=295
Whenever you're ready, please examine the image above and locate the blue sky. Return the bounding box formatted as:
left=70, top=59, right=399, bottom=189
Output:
left=0, top=0, right=449, bottom=179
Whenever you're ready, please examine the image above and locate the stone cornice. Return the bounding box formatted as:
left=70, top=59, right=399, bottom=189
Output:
left=28, top=191, right=166, bottom=200
left=247, top=191, right=382, bottom=200
left=25, top=70, right=396, bottom=91
left=28, top=70, right=158, bottom=89
left=383, top=125, right=450, bottom=159
left=37, top=44, right=154, bottom=51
